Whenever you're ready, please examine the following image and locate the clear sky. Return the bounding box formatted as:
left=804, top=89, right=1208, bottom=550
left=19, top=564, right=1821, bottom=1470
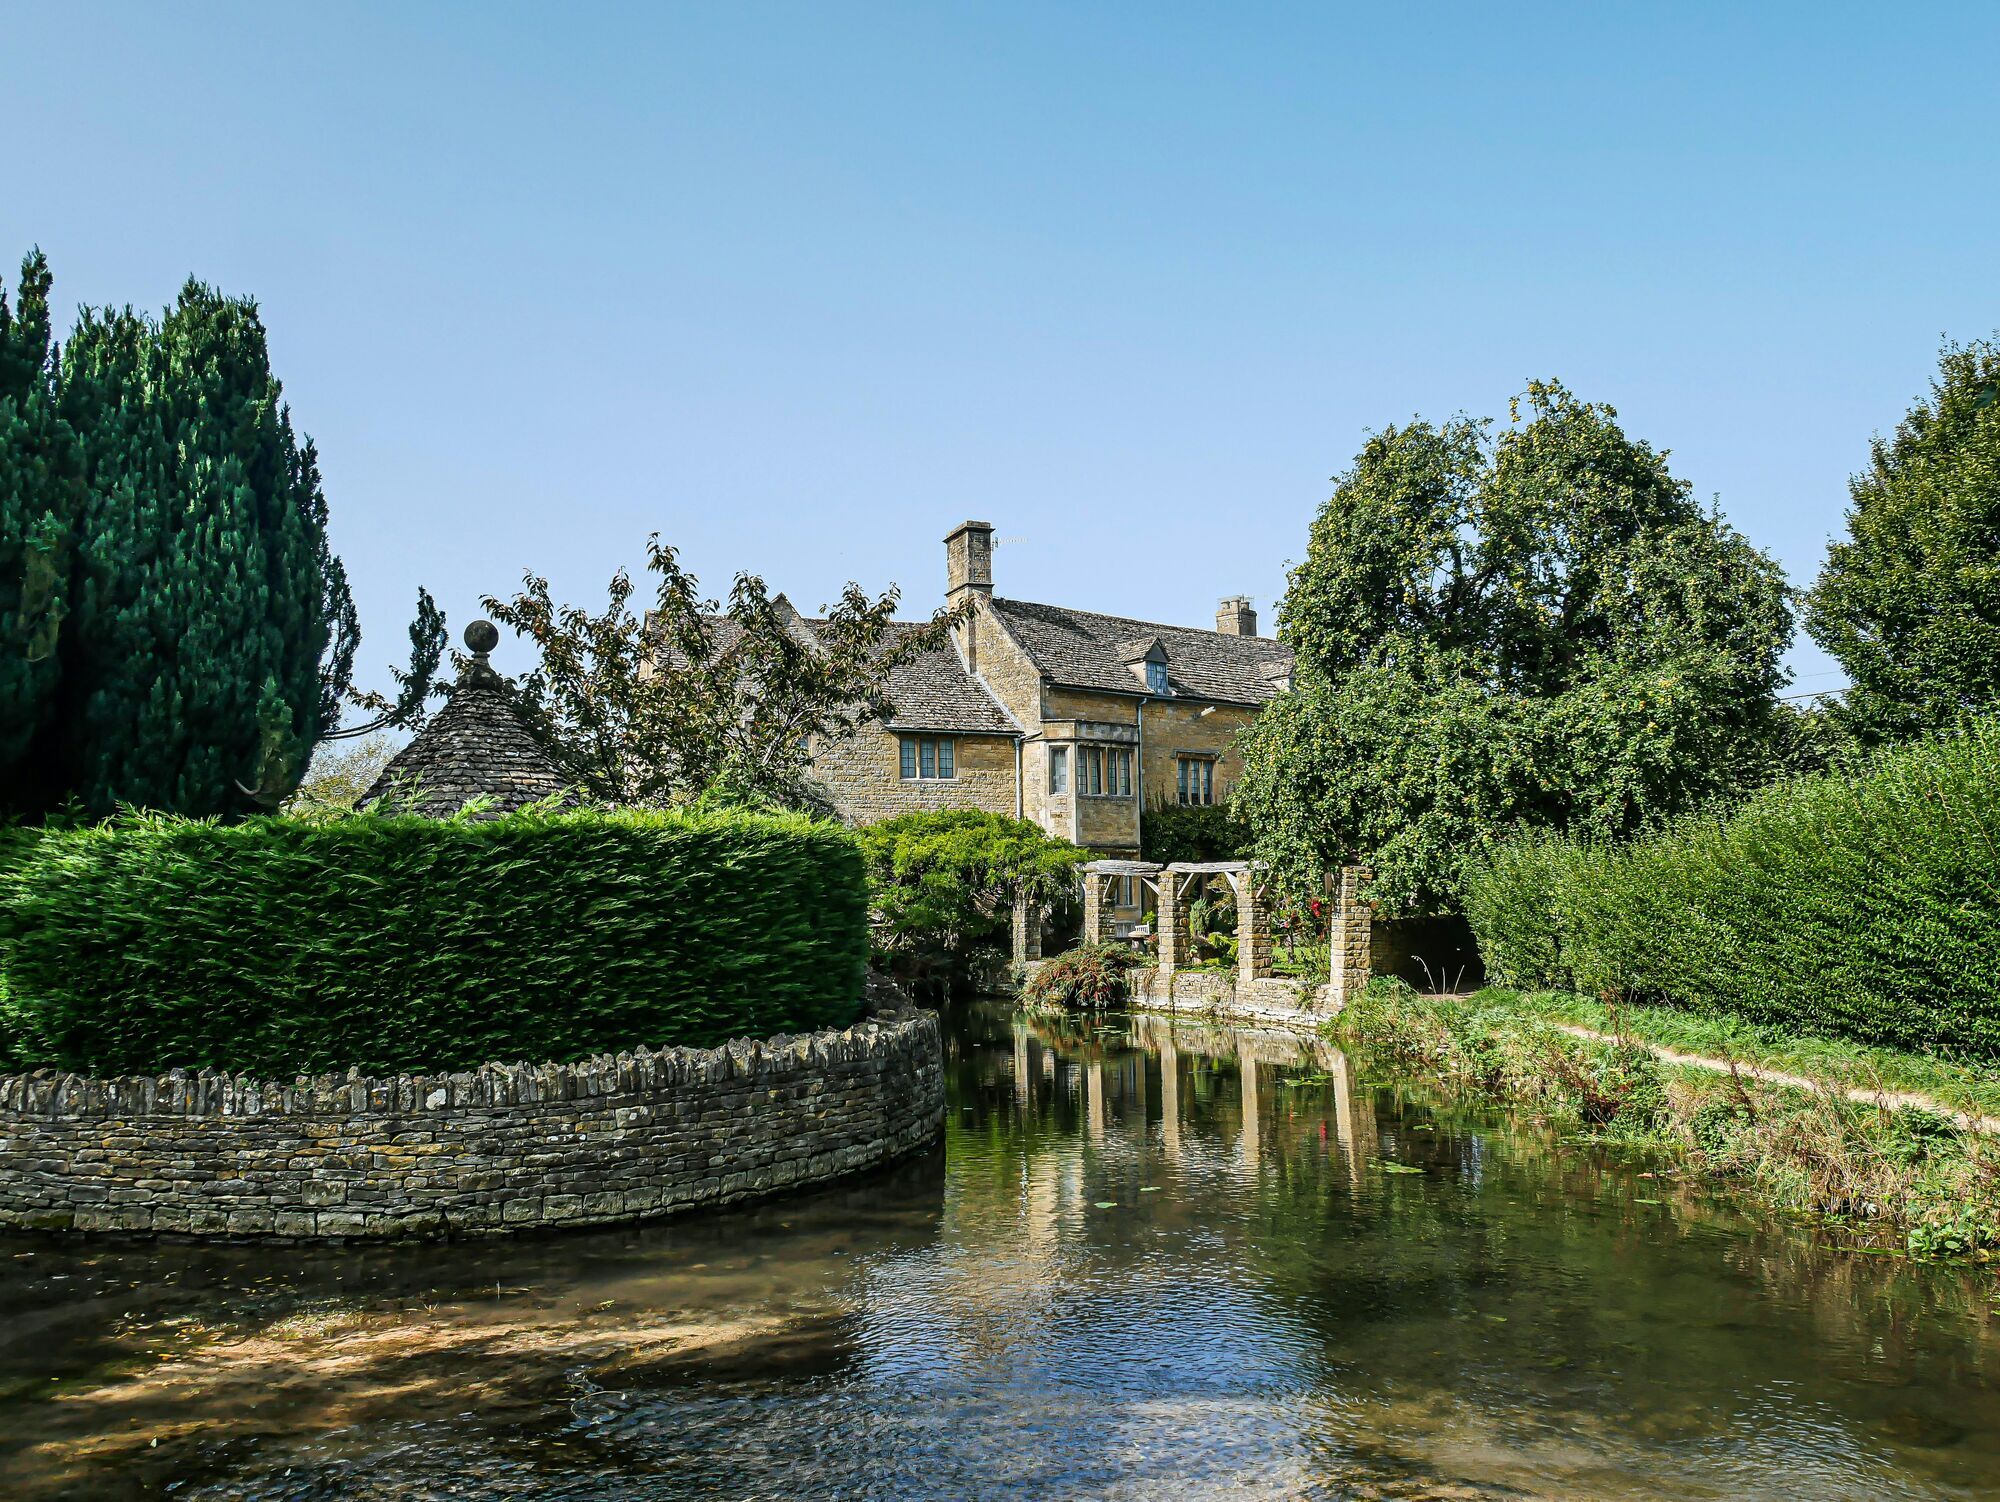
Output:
left=7, top=2, right=1996, bottom=702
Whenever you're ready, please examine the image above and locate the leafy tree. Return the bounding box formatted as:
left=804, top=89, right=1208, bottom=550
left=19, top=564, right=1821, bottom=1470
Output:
left=857, top=810, right=1087, bottom=991
left=484, top=535, right=957, bottom=811
left=287, top=732, right=402, bottom=815
left=1239, top=380, right=1793, bottom=913
left=1806, top=339, right=2000, bottom=744
left=0, top=252, right=444, bottom=819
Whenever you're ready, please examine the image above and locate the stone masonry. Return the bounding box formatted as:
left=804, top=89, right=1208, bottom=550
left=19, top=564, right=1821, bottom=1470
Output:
left=0, top=1012, right=944, bottom=1239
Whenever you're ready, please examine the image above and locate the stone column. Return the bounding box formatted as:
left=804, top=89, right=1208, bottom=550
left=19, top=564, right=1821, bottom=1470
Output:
left=1331, top=865, right=1374, bottom=1003
left=1011, top=892, right=1043, bottom=964
left=1156, top=871, right=1191, bottom=976
left=1234, top=869, right=1273, bottom=981
left=1082, top=872, right=1114, bottom=946
left=1240, top=1055, right=1262, bottom=1173
left=1159, top=1034, right=1182, bottom=1163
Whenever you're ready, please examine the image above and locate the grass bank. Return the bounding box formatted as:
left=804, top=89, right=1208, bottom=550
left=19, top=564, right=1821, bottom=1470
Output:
left=1333, top=982, right=2000, bottom=1260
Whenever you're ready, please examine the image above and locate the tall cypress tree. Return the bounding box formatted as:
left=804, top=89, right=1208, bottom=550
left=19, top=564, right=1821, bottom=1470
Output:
left=3, top=253, right=441, bottom=819
left=0, top=251, right=82, bottom=804
left=51, top=282, right=356, bottom=814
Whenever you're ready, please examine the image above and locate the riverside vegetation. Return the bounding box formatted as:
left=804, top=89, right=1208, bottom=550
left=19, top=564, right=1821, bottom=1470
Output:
left=1336, top=982, right=2000, bottom=1260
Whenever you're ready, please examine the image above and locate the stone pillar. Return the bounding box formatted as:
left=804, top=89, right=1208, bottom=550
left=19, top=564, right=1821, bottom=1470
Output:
left=1082, top=872, right=1114, bottom=946
left=1331, top=865, right=1374, bottom=1004
left=1156, top=872, right=1191, bottom=975
left=1011, top=892, right=1042, bottom=964
left=1234, top=869, right=1273, bottom=981
left=1159, top=1034, right=1182, bottom=1163
left=1240, top=1055, right=1262, bottom=1173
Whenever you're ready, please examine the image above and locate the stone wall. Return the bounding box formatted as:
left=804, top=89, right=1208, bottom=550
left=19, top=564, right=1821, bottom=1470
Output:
left=814, top=725, right=1017, bottom=823
left=0, top=1012, right=944, bottom=1239
left=1127, top=967, right=1336, bottom=1030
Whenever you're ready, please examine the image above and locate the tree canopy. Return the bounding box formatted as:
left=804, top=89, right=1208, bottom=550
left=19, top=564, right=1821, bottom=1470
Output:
left=1, top=250, right=443, bottom=820
left=1805, top=339, right=2000, bottom=745
left=1237, top=380, right=1794, bottom=914
left=485, top=535, right=957, bottom=812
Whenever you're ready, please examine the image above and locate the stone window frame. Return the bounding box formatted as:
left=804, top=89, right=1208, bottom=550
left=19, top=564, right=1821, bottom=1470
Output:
left=898, top=734, right=957, bottom=780
left=1077, top=743, right=1133, bottom=799
left=1176, top=753, right=1217, bottom=806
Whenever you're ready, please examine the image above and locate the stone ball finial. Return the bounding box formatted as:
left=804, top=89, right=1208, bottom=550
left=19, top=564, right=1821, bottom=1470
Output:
left=465, top=620, right=500, bottom=656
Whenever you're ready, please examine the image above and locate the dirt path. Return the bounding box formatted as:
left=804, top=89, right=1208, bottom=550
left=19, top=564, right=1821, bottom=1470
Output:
left=1546, top=1021, right=2000, bottom=1136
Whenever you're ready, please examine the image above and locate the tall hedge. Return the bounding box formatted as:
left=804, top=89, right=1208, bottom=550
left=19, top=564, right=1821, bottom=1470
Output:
left=1462, top=719, right=2000, bottom=1060
left=0, top=807, right=869, bottom=1077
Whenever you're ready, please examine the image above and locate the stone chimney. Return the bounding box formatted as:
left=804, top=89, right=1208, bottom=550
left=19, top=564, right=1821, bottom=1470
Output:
left=946, top=520, right=995, bottom=671
left=1216, top=596, right=1257, bottom=636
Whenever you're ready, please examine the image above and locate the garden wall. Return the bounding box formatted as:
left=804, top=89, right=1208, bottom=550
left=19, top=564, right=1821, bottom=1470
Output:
left=0, top=1011, right=943, bottom=1238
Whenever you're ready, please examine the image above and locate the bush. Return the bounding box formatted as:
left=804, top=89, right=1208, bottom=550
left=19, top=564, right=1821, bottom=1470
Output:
left=0, top=805, right=869, bottom=1077
left=1462, top=718, right=2000, bottom=1060
left=856, top=810, right=1086, bottom=995
left=1021, top=944, right=1141, bottom=1010
left=1140, top=801, right=1250, bottom=865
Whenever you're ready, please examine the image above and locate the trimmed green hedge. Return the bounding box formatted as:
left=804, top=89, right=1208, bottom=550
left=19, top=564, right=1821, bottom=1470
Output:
left=1462, top=719, right=2000, bottom=1061
left=0, top=807, right=869, bottom=1077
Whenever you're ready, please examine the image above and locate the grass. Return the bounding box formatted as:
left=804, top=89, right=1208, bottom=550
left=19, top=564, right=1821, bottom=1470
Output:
left=1333, top=981, right=2000, bottom=1260
left=1484, top=988, right=2000, bottom=1124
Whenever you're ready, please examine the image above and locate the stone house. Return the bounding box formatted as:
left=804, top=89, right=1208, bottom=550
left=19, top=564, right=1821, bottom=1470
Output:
left=811, top=521, right=1293, bottom=913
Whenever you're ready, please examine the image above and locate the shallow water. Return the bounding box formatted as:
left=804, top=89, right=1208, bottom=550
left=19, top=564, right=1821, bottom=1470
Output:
left=4, top=1002, right=2000, bottom=1499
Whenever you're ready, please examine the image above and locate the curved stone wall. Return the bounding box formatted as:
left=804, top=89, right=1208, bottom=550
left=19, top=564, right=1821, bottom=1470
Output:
left=0, top=1012, right=944, bottom=1238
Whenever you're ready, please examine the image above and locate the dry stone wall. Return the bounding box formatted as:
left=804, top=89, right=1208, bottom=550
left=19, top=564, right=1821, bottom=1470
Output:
left=0, top=1012, right=944, bottom=1239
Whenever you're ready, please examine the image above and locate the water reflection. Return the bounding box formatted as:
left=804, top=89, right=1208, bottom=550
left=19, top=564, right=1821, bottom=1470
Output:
left=4, top=1003, right=2000, bottom=1499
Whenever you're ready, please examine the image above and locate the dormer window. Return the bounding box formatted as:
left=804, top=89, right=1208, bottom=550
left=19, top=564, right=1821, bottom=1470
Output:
left=1120, top=636, right=1171, bottom=696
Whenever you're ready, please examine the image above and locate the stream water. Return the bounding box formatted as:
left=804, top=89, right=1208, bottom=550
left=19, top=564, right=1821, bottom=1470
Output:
left=4, top=1001, right=2000, bottom=1499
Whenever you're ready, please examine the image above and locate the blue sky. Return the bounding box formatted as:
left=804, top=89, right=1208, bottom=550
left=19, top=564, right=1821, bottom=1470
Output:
left=7, top=3, right=1996, bottom=701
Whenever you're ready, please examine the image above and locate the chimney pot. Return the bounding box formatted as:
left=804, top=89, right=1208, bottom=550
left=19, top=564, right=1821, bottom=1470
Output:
left=1216, top=596, right=1257, bottom=636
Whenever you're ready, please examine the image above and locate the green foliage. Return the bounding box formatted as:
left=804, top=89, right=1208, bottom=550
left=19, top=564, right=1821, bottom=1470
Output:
left=856, top=810, right=1087, bottom=991
left=1020, top=944, right=1140, bottom=1010
left=1239, top=380, right=1793, bottom=913
left=1336, top=982, right=2000, bottom=1258
left=1806, top=339, right=2000, bottom=745
left=287, top=733, right=403, bottom=815
left=1462, top=719, right=2000, bottom=1060
left=1140, top=800, right=1250, bottom=864
left=0, top=806, right=869, bottom=1076
left=485, top=537, right=959, bottom=814
left=0, top=251, right=82, bottom=797
left=0, top=250, right=446, bottom=820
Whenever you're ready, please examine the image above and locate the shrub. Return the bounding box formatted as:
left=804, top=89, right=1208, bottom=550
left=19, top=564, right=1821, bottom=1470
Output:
left=857, top=810, right=1086, bottom=994
left=1462, top=718, right=2000, bottom=1061
left=1140, top=801, right=1251, bottom=865
left=0, top=805, right=869, bottom=1077
left=1021, top=944, right=1140, bottom=1010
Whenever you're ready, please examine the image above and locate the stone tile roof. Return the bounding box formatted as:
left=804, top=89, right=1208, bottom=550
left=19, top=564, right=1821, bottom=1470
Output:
left=361, top=668, right=574, bottom=819
left=872, top=622, right=1018, bottom=735
left=987, top=598, right=1294, bottom=705
left=660, top=602, right=1017, bottom=738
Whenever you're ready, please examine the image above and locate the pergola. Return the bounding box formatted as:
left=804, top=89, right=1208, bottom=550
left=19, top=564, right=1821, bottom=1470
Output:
left=1013, top=858, right=1378, bottom=1002
left=1076, top=858, right=1275, bottom=981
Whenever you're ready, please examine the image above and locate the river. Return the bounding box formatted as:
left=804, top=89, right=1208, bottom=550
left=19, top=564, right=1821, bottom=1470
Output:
left=4, top=1001, right=1999, bottom=1499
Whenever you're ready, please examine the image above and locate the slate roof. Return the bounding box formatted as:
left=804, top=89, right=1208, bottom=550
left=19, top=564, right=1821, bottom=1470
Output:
left=987, top=598, right=1293, bottom=705
left=872, top=622, right=1018, bottom=735
left=655, top=601, right=1018, bottom=737
left=361, top=665, right=574, bottom=819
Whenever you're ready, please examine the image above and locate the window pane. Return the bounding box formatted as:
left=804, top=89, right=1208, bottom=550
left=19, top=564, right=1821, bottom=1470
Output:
left=938, top=739, right=954, bottom=778
left=1177, top=758, right=1188, bottom=803
left=1050, top=747, right=1067, bottom=792
left=901, top=739, right=917, bottom=779
left=1121, top=751, right=1132, bottom=796
left=920, top=739, right=936, bottom=778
